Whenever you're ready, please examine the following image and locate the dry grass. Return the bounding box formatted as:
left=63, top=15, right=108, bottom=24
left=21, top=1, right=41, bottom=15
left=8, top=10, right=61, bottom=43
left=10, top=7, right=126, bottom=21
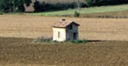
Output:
left=0, top=15, right=128, bottom=41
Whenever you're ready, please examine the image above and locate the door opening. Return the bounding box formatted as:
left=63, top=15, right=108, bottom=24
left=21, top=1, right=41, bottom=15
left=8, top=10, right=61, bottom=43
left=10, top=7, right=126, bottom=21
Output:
left=73, top=33, right=77, bottom=40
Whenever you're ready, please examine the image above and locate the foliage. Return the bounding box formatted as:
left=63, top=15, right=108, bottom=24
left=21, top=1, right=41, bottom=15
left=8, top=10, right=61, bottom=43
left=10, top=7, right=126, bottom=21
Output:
left=26, top=4, right=128, bottom=16
left=85, top=0, right=128, bottom=7
left=34, top=36, right=87, bottom=44
left=34, top=0, right=128, bottom=13
left=86, top=0, right=93, bottom=7
left=33, top=1, right=80, bottom=12
left=34, top=37, right=52, bottom=43
left=33, top=0, right=41, bottom=12
left=13, top=0, right=32, bottom=12
left=74, top=11, right=80, bottom=17
left=0, top=0, right=13, bottom=12
left=0, top=11, right=4, bottom=15
left=66, top=39, right=87, bottom=44
left=0, top=0, right=32, bottom=12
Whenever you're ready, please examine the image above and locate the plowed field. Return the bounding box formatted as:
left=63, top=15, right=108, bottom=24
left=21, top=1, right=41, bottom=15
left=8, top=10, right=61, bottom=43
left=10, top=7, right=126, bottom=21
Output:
left=0, top=15, right=128, bottom=66
left=0, top=37, right=128, bottom=66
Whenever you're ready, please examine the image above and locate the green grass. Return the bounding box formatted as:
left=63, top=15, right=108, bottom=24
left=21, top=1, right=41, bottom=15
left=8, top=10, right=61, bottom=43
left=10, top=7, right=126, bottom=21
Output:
left=34, top=37, right=87, bottom=44
left=26, top=4, right=128, bottom=16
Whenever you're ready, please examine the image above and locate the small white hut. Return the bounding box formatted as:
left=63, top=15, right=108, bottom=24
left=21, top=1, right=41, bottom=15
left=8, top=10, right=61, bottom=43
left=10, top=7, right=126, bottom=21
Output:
left=52, top=19, right=80, bottom=42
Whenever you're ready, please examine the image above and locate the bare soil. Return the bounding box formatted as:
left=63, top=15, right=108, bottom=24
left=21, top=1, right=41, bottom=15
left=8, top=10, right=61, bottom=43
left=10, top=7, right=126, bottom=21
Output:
left=0, top=15, right=128, bottom=66
left=0, top=37, right=128, bottom=66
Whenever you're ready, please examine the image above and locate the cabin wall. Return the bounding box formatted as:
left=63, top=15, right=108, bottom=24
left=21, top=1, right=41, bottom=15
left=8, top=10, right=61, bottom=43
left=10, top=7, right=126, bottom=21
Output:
left=66, top=24, right=79, bottom=40
left=53, top=28, right=66, bottom=42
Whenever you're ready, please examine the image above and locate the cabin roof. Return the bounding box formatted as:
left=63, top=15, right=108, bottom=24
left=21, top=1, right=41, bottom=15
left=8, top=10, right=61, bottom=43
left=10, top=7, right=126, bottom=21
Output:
left=52, top=19, right=80, bottom=28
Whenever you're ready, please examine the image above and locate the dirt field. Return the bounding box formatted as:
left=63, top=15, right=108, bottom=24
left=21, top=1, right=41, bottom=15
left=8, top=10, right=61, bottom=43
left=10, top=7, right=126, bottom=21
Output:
left=0, top=37, right=128, bottom=66
left=0, top=15, right=128, bottom=41
left=0, top=15, right=128, bottom=66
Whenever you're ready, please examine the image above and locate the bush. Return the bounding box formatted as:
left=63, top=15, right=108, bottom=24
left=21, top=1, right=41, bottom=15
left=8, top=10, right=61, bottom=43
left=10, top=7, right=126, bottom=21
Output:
left=73, top=40, right=87, bottom=44
left=0, top=11, right=4, bottom=15
left=74, top=11, right=80, bottom=17
left=66, top=39, right=87, bottom=44
left=34, top=37, right=52, bottom=43
left=34, top=36, right=87, bottom=44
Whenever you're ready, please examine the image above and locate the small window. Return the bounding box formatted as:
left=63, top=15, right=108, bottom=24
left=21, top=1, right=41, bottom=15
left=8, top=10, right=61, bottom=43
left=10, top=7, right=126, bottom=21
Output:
left=58, top=32, right=60, bottom=38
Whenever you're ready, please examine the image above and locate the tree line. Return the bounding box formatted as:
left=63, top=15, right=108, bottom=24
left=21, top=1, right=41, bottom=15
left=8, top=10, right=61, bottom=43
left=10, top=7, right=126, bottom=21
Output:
left=0, top=0, right=31, bottom=12
left=33, top=1, right=86, bottom=12
left=86, top=0, right=128, bottom=6
left=0, top=0, right=128, bottom=12
left=33, top=0, right=128, bottom=12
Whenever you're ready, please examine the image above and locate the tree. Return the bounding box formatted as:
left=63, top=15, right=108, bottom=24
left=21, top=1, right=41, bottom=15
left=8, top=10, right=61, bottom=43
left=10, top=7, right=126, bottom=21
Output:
left=76, top=0, right=81, bottom=13
left=33, top=0, right=41, bottom=12
left=0, top=0, right=13, bottom=12
left=85, top=0, right=101, bottom=6
left=0, top=0, right=32, bottom=12
left=85, top=0, right=128, bottom=7
left=13, top=0, right=32, bottom=12
left=85, top=0, right=94, bottom=7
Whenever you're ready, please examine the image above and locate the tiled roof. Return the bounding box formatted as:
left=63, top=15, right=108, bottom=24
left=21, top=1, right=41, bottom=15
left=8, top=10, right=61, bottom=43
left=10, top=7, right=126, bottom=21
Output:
left=52, top=20, right=80, bottom=28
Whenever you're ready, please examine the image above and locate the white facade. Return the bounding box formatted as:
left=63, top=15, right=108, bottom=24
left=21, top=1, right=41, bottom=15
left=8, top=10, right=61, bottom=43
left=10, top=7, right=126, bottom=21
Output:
left=53, top=28, right=66, bottom=42
left=52, top=22, right=79, bottom=42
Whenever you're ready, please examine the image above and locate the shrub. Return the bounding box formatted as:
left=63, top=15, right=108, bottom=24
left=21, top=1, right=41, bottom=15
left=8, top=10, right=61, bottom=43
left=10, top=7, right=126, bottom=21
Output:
left=73, top=40, right=87, bottom=44
left=74, top=11, right=80, bottom=17
left=0, top=11, right=4, bottom=15
left=66, top=39, right=87, bottom=44
left=34, top=36, right=52, bottom=43
left=34, top=36, right=87, bottom=44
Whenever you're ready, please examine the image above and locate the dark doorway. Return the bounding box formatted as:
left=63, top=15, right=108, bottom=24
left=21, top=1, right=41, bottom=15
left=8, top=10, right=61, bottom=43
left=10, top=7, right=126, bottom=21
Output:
left=73, top=33, right=77, bottom=40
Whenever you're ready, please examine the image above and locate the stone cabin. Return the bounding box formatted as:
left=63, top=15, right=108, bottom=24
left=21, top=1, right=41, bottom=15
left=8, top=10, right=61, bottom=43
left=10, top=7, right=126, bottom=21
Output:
left=52, top=19, right=80, bottom=42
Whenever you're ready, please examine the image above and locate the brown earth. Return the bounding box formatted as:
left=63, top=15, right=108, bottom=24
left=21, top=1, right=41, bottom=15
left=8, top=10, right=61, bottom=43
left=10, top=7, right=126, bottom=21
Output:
left=0, top=37, right=128, bottom=66
left=0, top=15, right=128, bottom=66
